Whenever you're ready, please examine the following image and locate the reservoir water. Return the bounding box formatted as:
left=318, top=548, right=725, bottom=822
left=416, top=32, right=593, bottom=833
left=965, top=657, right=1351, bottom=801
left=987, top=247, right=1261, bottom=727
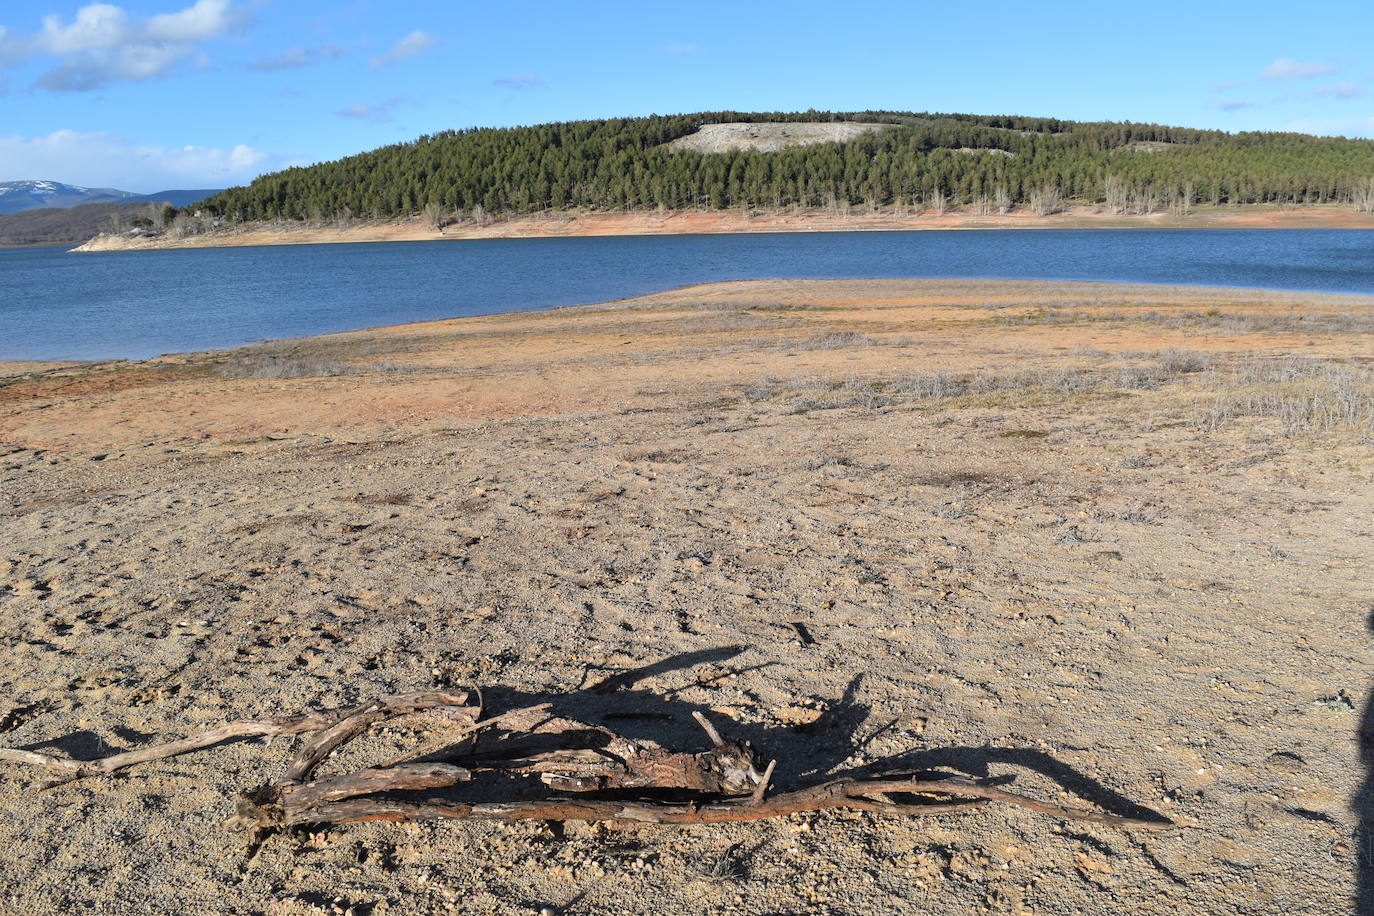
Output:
left=3, top=228, right=1373, bottom=361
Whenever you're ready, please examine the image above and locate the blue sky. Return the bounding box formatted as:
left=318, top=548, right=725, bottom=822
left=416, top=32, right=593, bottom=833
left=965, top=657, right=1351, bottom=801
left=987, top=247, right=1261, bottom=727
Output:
left=0, top=0, right=1371, bottom=192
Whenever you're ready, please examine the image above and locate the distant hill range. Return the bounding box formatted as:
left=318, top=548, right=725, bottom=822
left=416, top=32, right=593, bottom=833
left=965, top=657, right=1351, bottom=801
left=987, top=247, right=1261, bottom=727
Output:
left=0, top=180, right=220, bottom=215
left=0, top=187, right=222, bottom=248
left=191, top=110, right=1374, bottom=224
left=0, top=180, right=132, bottom=213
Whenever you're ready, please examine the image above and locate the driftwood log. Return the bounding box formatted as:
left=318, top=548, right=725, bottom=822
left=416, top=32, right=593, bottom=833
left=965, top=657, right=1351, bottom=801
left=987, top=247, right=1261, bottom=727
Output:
left=0, top=689, right=1175, bottom=838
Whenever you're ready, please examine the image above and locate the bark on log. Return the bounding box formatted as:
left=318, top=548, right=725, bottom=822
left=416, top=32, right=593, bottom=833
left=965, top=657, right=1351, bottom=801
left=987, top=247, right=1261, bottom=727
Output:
left=485, top=738, right=764, bottom=795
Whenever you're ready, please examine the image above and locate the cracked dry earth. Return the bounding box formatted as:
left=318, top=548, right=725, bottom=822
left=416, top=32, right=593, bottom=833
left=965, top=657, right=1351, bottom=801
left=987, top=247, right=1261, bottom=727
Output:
left=0, top=278, right=1372, bottom=915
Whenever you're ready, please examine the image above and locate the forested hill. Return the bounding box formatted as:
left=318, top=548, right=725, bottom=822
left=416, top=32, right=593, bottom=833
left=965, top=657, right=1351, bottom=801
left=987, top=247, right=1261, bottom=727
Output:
left=196, top=110, right=1374, bottom=223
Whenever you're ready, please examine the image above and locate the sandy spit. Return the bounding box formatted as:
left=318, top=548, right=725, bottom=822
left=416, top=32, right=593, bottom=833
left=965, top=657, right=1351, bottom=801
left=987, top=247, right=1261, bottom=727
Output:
left=1, top=278, right=1372, bottom=915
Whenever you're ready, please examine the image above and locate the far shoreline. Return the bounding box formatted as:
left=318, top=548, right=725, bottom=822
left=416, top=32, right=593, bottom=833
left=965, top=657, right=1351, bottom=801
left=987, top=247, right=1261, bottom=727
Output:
left=69, top=203, right=1374, bottom=252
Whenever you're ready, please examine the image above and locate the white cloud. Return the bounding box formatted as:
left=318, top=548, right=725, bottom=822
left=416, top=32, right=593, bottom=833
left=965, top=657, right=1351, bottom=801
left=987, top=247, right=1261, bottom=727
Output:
left=0, top=129, right=273, bottom=190
left=369, top=29, right=437, bottom=68
left=145, top=0, right=248, bottom=42
left=1261, top=58, right=1336, bottom=80
left=249, top=44, right=345, bottom=72
left=1, top=1, right=251, bottom=91
left=1314, top=81, right=1368, bottom=100
left=38, top=4, right=131, bottom=54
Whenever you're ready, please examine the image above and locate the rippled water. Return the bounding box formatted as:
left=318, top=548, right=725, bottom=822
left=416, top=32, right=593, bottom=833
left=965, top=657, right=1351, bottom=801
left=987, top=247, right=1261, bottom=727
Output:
left=2, top=229, right=1372, bottom=361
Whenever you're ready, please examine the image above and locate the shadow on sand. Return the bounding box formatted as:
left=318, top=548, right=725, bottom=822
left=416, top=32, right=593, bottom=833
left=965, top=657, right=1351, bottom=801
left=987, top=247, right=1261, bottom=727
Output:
left=461, top=646, right=1168, bottom=826
left=1356, top=610, right=1374, bottom=915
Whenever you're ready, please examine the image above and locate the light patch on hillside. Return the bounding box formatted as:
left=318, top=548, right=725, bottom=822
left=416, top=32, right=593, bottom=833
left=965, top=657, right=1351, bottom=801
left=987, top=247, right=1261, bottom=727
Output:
left=665, top=122, right=891, bottom=154
left=1123, top=140, right=1179, bottom=152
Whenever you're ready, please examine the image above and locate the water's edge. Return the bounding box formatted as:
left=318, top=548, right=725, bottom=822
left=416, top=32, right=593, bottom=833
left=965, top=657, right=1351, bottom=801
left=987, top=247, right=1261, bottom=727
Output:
left=6, top=229, right=1374, bottom=362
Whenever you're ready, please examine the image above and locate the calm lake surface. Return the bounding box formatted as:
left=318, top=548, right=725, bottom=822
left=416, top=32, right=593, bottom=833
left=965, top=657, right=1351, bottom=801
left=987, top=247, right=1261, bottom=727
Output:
left=3, top=229, right=1373, bottom=361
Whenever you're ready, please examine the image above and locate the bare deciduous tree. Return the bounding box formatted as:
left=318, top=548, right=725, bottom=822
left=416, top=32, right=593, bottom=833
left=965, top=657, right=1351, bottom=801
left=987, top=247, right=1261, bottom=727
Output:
left=169, top=212, right=206, bottom=239
left=1171, top=183, right=1195, bottom=217
left=1029, top=183, right=1063, bottom=216
left=993, top=185, right=1012, bottom=214
left=1351, top=177, right=1374, bottom=214
left=1104, top=176, right=1129, bottom=213
left=422, top=201, right=444, bottom=230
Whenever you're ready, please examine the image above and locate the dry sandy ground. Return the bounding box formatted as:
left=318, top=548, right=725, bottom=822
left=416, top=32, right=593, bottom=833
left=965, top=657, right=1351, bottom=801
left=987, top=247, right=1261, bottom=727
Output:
left=72, top=205, right=1374, bottom=252
left=1, top=279, right=1373, bottom=915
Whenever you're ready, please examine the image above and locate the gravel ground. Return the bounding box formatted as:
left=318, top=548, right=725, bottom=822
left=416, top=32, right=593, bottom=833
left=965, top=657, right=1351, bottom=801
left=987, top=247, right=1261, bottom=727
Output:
left=1, top=279, right=1371, bottom=915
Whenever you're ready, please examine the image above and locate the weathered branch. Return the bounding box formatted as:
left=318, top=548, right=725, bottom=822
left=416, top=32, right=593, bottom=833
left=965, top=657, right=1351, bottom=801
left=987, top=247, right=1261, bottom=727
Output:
left=0, top=747, right=82, bottom=773
left=3, top=690, right=476, bottom=790
left=278, top=763, right=472, bottom=810
left=279, top=690, right=476, bottom=785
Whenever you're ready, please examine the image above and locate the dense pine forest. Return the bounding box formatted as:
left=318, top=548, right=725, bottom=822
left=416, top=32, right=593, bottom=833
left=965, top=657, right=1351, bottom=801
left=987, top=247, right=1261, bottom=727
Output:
left=194, top=110, right=1374, bottom=223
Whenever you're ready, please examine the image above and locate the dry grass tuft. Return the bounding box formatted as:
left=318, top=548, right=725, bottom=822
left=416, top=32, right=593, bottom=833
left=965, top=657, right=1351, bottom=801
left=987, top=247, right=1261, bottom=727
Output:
left=1200, top=359, right=1374, bottom=437
left=794, top=330, right=878, bottom=350
left=216, top=340, right=405, bottom=379
left=996, top=307, right=1374, bottom=335
left=745, top=351, right=1215, bottom=413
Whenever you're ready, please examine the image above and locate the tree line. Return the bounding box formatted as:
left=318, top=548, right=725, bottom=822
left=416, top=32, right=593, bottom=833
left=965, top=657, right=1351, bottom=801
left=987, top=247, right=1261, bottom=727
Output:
left=192, top=110, right=1374, bottom=223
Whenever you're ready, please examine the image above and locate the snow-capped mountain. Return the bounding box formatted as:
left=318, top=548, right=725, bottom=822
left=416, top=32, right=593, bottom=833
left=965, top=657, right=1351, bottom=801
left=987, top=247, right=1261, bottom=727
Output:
left=0, top=180, right=138, bottom=214
left=0, top=181, right=223, bottom=214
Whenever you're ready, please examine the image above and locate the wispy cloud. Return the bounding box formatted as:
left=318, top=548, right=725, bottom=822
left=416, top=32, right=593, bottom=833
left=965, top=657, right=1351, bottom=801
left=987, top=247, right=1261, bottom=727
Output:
left=1261, top=58, right=1336, bottom=80
left=0, top=127, right=270, bottom=189
left=369, top=29, right=437, bottom=68
left=0, top=25, right=26, bottom=67
left=1314, top=81, right=1368, bottom=100
left=249, top=44, right=345, bottom=72
left=493, top=74, right=542, bottom=90
left=334, top=97, right=404, bottom=122
left=1211, top=99, right=1259, bottom=112
left=0, top=0, right=252, bottom=92
left=1282, top=116, right=1374, bottom=138
left=663, top=42, right=701, bottom=55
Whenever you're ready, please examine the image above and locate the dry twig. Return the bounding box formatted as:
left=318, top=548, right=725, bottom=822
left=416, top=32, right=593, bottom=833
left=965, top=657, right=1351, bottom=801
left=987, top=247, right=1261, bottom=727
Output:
left=1, top=690, right=475, bottom=790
